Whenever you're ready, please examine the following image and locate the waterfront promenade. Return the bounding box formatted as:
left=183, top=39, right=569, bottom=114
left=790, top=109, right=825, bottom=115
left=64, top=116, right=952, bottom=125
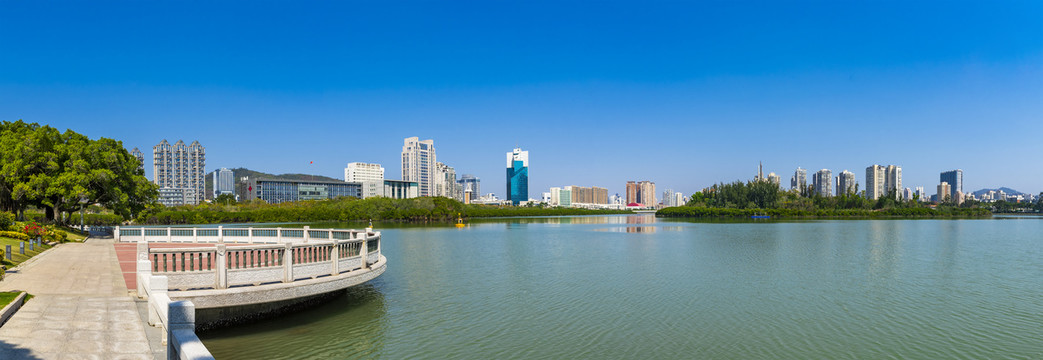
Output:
left=0, top=238, right=158, bottom=359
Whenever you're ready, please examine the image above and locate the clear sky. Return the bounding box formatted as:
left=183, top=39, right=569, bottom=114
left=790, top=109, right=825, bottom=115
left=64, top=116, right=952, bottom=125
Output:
left=2, top=1, right=1042, bottom=198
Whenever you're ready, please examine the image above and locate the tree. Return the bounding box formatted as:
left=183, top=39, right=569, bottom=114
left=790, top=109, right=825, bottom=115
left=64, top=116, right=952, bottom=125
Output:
left=215, top=193, right=236, bottom=205
left=0, top=120, right=157, bottom=223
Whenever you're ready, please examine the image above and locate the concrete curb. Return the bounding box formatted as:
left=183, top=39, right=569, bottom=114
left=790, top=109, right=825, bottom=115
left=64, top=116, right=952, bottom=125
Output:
left=0, top=291, right=27, bottom=328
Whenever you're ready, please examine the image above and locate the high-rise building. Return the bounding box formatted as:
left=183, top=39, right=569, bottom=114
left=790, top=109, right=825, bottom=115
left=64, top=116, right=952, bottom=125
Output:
left=433, top=162, right=458, bottom=200
left=153, top=140, right=205, bottom=205
left=837, top=170, right=856, bottom=196
left=885, top=165, right=902, bottom=199
left=767, top=173, right=781, bottom=187
left=506, top=148, right=529, bottom=205
left=662, top=189, right=686, bottom=207
left=940, top=170, right=963, bottom=201
left=569, top=186, right=592, bottom=204
left=549, top=187, right=571, bottom=207
left=213, top=168, right=234, bottom=198
left=625, top=181, right=639, bottom=204
left=813, top=169, right=833, bottom=197
left=791, top=167, right=807, bottom=191
left=457, top=174, right=481, bottom=202
left=625, top=181, right=656, bottom=205
left=638, top=181, right=657, bottom=206
left=592, top=186, right=608, bottom=205
left=402, top=137, right=436, bottom=196
left=937, top=182, right=952, bottom=203
left=915, top=186, right=926, bottom=202
left=130, top=148, right=144, bottom=171
left=345, top=162, right=385, bottom=199
left=865, top=165, right=886, bottom=200
left=903, top=188, right=913, bottom=201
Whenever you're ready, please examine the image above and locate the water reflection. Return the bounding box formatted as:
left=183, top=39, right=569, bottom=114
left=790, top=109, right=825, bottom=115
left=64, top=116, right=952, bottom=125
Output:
left=200, top=283, right=388, bottom=359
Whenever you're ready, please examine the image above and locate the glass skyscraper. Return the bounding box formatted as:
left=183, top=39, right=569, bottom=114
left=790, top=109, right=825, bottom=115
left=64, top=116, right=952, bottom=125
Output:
left=940, top=169, right=963, bottom=200
left=506, top=148, right=529, bottom=205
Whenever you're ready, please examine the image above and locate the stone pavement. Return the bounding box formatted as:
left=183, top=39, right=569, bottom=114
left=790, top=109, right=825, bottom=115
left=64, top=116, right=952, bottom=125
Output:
left=0, top=238, right=161, bottom=359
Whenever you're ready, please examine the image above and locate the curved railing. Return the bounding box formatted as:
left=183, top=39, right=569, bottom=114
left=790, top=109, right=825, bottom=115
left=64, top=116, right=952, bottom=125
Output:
left=118, top=226, right=381, bottom=291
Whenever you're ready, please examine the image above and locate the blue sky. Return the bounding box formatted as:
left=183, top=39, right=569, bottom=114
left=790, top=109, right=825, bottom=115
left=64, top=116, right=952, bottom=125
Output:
left=2, top=1, right=1042, bottom=198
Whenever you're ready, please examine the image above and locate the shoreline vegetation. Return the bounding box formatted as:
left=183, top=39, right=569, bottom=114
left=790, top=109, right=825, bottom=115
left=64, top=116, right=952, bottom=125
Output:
left=134, top=197, right=631, bottom=225
left=657, top=180, right=994, bottom=219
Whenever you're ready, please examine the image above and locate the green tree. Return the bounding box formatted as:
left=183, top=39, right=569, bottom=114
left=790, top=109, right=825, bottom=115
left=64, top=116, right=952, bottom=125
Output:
left=0, top=120, right=157, bottom=223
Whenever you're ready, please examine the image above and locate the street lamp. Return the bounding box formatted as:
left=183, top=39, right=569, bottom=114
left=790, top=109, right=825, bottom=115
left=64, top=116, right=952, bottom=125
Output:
left=79, top=195, right=88, bottom=233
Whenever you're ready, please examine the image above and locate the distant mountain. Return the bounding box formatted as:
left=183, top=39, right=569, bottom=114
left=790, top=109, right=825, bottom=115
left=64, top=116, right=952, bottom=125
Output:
left=972, top=187, right=1028, bottom=197
left=228, top=168, right=341, bottom=182
left=203, top=168, right=342, bottom=199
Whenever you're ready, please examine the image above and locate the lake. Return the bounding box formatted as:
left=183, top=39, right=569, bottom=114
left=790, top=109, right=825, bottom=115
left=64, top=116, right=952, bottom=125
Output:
left=199, top=215, right=1043, bottom=359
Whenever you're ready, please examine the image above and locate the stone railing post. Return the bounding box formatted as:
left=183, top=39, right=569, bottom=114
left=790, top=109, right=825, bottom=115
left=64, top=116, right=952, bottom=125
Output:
left=167, top=227, right=172, bottom=242
left=303, top=226, right=310, bottom=242
left=215, top=244, right=227, bottom=289
left=192, top=228, right=198, bottom=243
left=283, top=243, right=294, bottom=283
left=167, top=301, right=196, bottom=360
left=248, top=227, right=254, bottom=243
left=148, top=275, right=168, bottom=327
left=114, top=226, right=120, bottom=241
left=360, top=238, right=368, bottom=270
left=137, top=239, right=152, bottom=297
left=330, top=240, right=339, bottom=275
left=277, top=227, right=282, bottom=243
left=375, top=232, right=381, bottom=260
left=217, top=226, right=224, bottom=243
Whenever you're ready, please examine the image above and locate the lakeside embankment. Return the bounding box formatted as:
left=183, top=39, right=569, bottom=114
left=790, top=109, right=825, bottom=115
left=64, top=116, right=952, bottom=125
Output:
left=134, top=197, right=631, bottom=225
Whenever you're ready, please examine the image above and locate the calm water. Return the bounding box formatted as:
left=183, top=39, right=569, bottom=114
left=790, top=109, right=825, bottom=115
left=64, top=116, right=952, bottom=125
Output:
left=200, top=215, right=1043, bottom=359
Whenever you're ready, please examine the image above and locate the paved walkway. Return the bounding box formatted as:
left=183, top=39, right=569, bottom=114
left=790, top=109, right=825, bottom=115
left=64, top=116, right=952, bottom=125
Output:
left=0, top=238, right=160, bottom=359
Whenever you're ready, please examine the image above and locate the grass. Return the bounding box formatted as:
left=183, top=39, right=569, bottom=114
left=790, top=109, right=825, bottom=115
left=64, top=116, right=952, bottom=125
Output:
left=0, top=291, right=25, bottom=309
left=0, top=236, right=52, bottom=269
left=59, top=228, right=88, bottom=242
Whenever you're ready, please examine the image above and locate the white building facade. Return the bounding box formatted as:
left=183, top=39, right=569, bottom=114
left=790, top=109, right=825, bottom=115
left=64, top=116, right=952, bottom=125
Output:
left=402, top=137, right=436, bottom=197
left=345, top=162, right=385, bottom=198
left=153, top=139, right=205, bottom=206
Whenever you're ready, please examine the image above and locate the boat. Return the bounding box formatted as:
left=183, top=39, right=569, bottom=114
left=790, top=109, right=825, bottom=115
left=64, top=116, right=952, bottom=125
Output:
left=751, top=213, right=770, bottom=219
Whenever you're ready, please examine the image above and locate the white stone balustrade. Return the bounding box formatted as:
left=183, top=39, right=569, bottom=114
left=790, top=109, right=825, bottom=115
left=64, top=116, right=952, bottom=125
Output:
left=124, top=227, right=381, bottom=291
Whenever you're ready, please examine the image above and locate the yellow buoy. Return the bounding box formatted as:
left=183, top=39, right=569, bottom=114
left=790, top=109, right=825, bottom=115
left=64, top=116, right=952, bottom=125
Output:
left=455, top=213, right=466, bottom=228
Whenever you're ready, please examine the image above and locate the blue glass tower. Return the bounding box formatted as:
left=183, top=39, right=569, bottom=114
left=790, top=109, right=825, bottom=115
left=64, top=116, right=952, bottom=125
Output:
left=506, top=148, right=529, bottom=205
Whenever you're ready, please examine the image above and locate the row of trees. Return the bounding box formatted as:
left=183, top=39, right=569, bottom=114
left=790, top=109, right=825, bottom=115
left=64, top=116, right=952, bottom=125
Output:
left=0, top=121, right=157, bottom=223
left=137, top=196, right=630, bottom=225
left=665, top=180, right=992, bottom=218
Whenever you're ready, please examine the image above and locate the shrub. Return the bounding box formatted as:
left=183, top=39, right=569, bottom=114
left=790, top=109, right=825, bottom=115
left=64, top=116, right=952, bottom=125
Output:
left=23, top=222, right=46, bottom=239
left=43, top=226, right=68, bottom=243
left=0, top=231, right=29, bottom=240
left=0, top=212, right=13, bottom=231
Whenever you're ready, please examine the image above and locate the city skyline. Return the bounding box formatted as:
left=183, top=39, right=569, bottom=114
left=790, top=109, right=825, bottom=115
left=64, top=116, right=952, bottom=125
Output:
left=3, top=2, right=1042, bottom=197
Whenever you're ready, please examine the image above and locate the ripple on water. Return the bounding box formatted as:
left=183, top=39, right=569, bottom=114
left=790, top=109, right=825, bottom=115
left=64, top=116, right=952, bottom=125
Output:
left=201, top=218, right=1043, bottom=359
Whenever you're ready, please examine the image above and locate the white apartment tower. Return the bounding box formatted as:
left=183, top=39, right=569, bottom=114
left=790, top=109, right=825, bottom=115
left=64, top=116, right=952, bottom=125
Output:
left=885, top=165, right=902, bottom=199
left=791, top=167, right=807, bottom=191
left=130, top=148, right=145, bottom=171
left=813, top=169, right=833, bottom=197
left=213, top=168, right=234, bottom=198
left=153, top=140, right=205, bottom=205
left=345, top=162, right=385, bottom=198
left=837, top=170, right=856, bottom=196
left=866, top=165, right=886, bottom=200
left=432, top=162, right=458, bottom=200
left=402, top=137, right=436, bottom=197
